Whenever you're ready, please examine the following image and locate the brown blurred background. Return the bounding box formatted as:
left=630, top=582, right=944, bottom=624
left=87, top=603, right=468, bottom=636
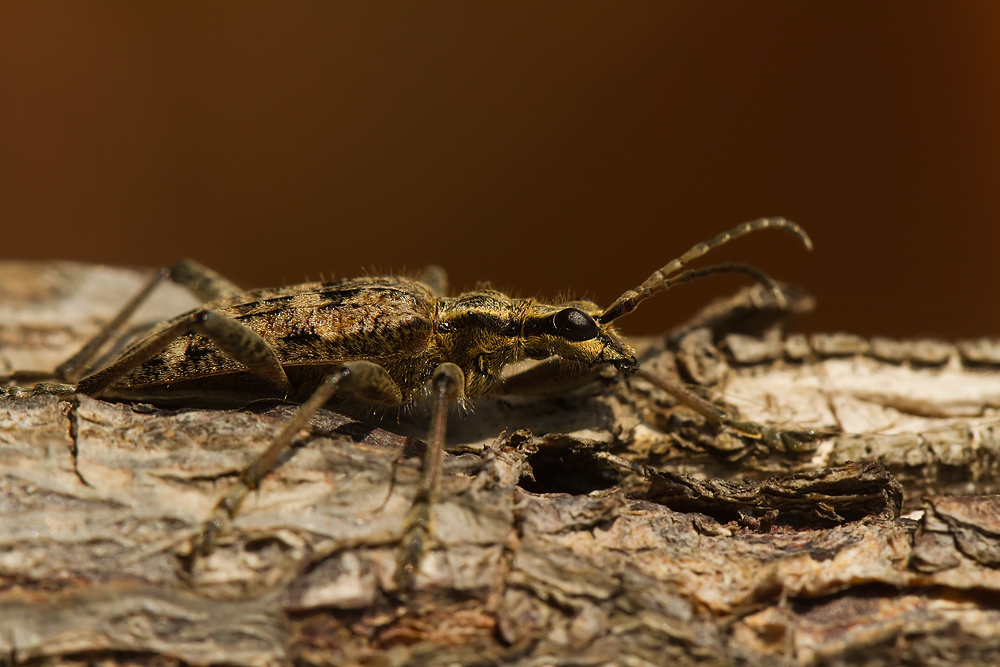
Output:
left=2, top=2, right=999, bottom=338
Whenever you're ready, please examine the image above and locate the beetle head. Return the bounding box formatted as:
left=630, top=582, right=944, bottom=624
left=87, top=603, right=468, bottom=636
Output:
left=522, top=300, right=637, bottom=372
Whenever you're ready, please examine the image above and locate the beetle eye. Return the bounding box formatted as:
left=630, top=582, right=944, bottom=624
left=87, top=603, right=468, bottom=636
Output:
left=551, top=308, right=599, bottom=341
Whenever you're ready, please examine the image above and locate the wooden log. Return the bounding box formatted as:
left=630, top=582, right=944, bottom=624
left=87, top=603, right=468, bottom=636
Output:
left=3, top=260, right=1000, bottom=666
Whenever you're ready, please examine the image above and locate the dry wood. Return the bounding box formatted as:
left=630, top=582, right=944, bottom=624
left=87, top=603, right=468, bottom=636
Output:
left=3, top=261, right=1000, bottom=666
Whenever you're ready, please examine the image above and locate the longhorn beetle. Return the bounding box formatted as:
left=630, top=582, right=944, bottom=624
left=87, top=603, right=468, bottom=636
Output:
left=20, top=217, right=813, bottom=590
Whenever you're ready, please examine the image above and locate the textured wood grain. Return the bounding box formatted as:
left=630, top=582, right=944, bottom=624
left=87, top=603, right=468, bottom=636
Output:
left=3, top=261, right=1000, bottom=666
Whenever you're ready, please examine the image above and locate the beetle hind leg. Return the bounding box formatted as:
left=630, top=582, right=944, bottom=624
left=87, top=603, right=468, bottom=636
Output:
left=77, top=308, right=292, bottom=398
left=56, top=259, right=243, bottom=384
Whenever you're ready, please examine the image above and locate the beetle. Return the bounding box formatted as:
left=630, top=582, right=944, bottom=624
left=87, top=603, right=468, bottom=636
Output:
left=26, top=217, right=813, bottom=589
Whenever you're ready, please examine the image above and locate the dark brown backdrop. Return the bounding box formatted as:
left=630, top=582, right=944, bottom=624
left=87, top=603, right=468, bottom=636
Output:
left=2, top=2, right=999, bottom=338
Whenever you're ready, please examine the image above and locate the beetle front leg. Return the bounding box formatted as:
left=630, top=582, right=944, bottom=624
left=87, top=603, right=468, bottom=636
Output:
left=490, top=356, right=618, bottom=397
left=635, top=368, right=819, bottom=451
left=394, top=362, right=465, bottom=592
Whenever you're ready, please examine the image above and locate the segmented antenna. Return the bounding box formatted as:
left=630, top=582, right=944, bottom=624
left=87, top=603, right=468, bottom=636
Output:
left=597, top=217, right=812, bottom=324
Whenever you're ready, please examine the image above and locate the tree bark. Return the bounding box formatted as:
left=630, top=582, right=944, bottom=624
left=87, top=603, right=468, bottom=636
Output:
left=3, top=261, right=1000, bottom=666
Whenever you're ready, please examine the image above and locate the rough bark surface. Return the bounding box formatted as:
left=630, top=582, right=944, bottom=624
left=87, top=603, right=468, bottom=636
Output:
left=3, top=261, right=1000, bottom=666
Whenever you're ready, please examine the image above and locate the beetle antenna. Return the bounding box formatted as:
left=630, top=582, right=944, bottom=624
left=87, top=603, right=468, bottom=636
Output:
left=597, top=217, right=812, bottom=324
left=654, top=262, right=787, bottom=307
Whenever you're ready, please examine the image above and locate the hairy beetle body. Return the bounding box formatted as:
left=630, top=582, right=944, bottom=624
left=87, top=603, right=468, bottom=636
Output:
left=91, top=275, right=636, bottom=410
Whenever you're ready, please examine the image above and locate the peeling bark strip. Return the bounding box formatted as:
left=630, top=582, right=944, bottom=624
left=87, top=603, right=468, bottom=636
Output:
left=4, top=261, right=1000, bottom=665
left=645, top=461, right=902, bottom=527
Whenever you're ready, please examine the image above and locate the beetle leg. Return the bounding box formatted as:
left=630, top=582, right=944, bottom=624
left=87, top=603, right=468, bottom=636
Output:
left=489, top=357, right=617, bottom=397
left=77, top=309, right=291, bottom=397
left=56, top=269, right=170, bottom=383
left=635, top=368, right=820, bottom=451
left=416, top=264, right=449, bottom=297
left=191, top=360, right=404, bottom=557
left=394, top=362, right=465, bottom=592
left=57, top=259, right=243, bottom=383
left=164, top=258, right=243, bottom=303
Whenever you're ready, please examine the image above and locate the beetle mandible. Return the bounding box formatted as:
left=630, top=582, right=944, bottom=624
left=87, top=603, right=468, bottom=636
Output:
left=42, top=217, right=813, bottom=589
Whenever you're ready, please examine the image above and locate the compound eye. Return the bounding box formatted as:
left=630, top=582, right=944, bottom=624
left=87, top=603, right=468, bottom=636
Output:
left=551, top=308, right=599, bottom=341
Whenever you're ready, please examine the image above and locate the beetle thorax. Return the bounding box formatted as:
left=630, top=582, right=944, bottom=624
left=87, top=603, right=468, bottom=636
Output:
left=434, top=291, right=532, bottom=398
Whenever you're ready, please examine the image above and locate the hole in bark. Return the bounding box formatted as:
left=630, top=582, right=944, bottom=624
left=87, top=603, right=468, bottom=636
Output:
left=519, top=448, right=620, bottom=495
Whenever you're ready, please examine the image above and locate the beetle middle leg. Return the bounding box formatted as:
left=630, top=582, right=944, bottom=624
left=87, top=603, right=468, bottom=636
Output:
left=188, top=360, right=466, bottom=594
left=190, top=359, right=405, bottom=555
